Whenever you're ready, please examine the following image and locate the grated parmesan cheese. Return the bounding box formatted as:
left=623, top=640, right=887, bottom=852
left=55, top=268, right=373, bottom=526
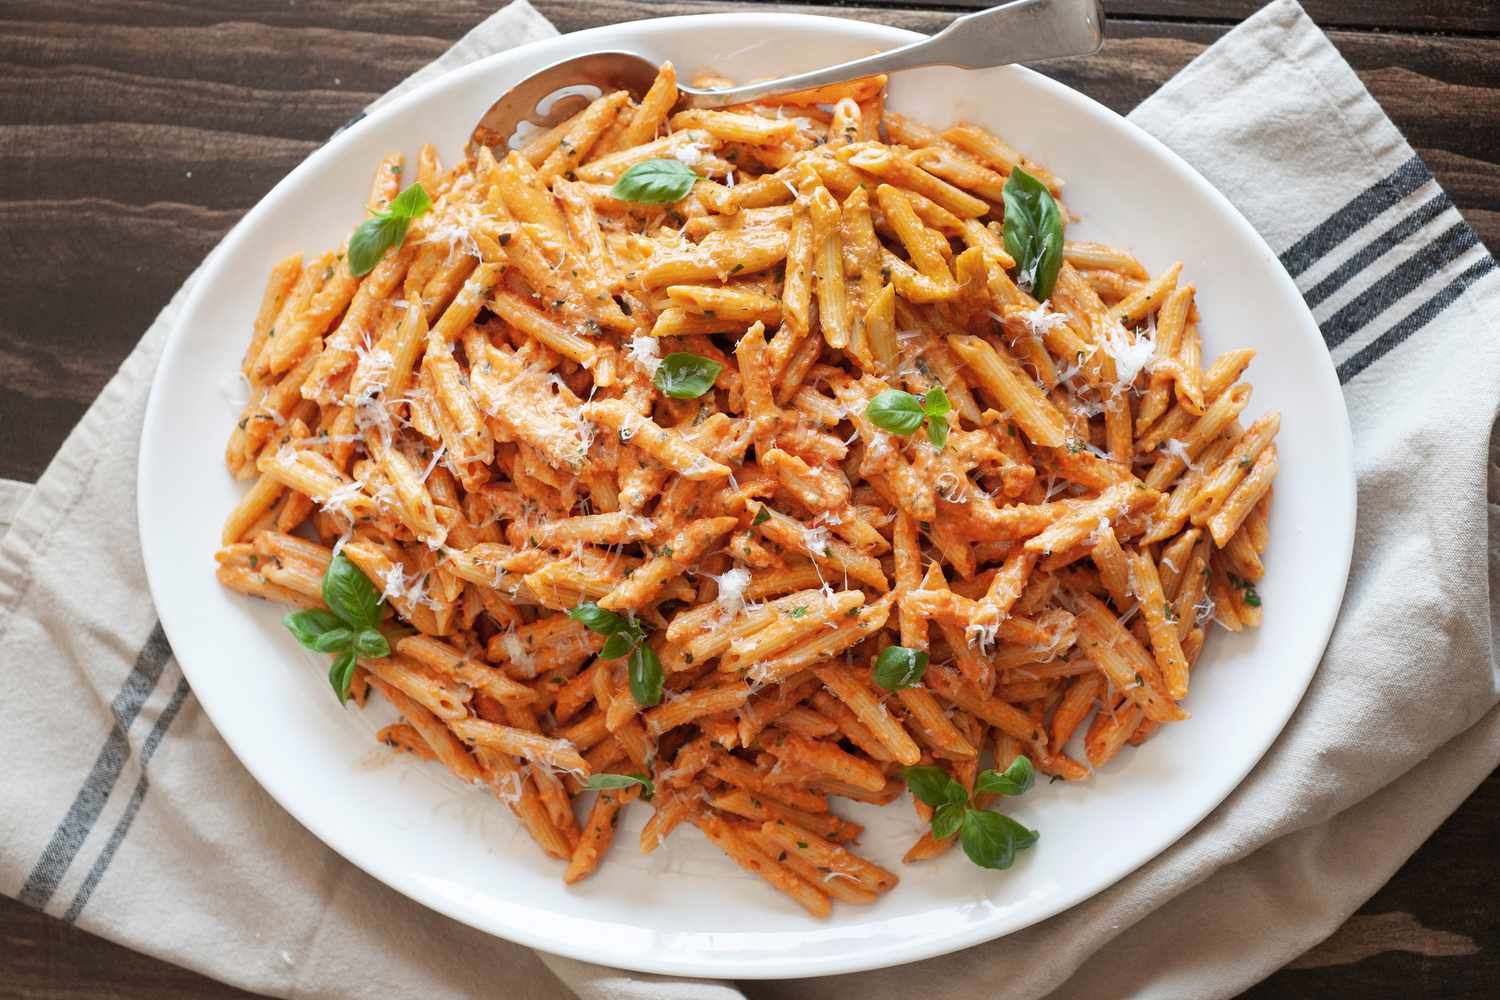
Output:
left=966, top=617, right=1001, bottom=652
left=673, top=141, right=710, bottom=168
left=625, top=335, right=662, bottom=376
left=1160, top=438, right=1201, bottom=472
left=1086, top=516, right=1112, bottom=547
left=419, top=444, right=446, bottom=483
left=498, top=630, right=536, bottom=675
left=1012, top=304, right=1072, bottom=336
left=711, top=566, right=752, bottom=621
left=381, top=562, right=434, bottom=609
left=1195, top=593, right=1218, bottom=626
left=1098, top=319, right=1156, bottom=391
left=318, top=478, right=366, bottom=520
left=800, top=524, right=832, bottom=558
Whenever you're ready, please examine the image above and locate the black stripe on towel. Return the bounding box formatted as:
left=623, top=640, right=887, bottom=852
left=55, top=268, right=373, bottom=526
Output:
left=61, top=676, right=194, bottom=923
left=1338, top=256, right=1497, bottom=384
left=1302, top=192, right=1454, bottom=310
left=1320, top=222, right=1480, bottom=352
left=1279, top=156, right=1430, bottom=279
left=17, top=624, right=173, bottom=911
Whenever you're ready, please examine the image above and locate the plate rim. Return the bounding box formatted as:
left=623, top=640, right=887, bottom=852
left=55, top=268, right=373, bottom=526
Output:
left=138, top=10, right=1357, bottom=979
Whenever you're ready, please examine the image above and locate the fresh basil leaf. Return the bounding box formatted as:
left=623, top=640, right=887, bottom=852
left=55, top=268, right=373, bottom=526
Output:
left=1243, top=583, right=1262, bottom=607
left=347, top=184, right=432, bottom=277
left=925, top=413, right=949, bottom=450
left=959, top=809, right=1038, bottom=869
left=284, top=609, right=345, bottom=650
left=653, top=352, right=723, bottom=399
left=310, top=627, right=354, bottom=653
left=386, top=182, right=433, bottom=219
left=586, top=772, right=655, bottom=801
left=348, top=215, right=404, bottom=277
left=931, top=801, right=966, bottom=841
left=353, top=627, right=390, bottom=659
left=628, top=643, right=664, bottom=707
left=599, top=631, right=634, bottom=660
left=322, top=553, right=384, bottom=629
left=752, top=505, right=771, bottom=527
left=902, top=765, right=967, bottom=808
left=569, top=601, right=628, bottom=636
left=609, top=158, right=699, bottom=204
left=923, top=385, right=951, bottom=418
left=975, top=755, right=1035, bottom=797
left=873, top=645, right=929, bottom=690
left=865, top=390, right=926, bottom=435
left=1001, top=167, right=1064, bottom=302
left=328, top=648, right=358, bottom=705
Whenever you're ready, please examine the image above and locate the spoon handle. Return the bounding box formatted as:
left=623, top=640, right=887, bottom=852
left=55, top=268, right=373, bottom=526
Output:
left=678, top=0, right=1104, bottom=110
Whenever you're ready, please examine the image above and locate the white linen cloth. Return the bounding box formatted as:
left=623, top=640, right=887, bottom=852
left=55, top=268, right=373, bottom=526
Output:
left=2, top=2, right=1496, bottom=998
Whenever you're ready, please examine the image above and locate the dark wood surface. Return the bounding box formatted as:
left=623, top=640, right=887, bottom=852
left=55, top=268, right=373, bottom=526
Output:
left=0, top=2, right=1494, bottom=996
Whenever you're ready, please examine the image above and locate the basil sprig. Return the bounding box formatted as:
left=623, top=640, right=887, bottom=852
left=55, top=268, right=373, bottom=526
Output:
left=903, top=756, right=1038, bottom=869
left=568, top=602, right=663, bottom=706
left=283, top=553, right=390, bottom=703
left=1001, top=167, right=1064, bottom=302
left=586, top=772, right=656, bottom=800
left=873, top=645, right=929, bottom=690
left=865, top=385, right=951, bottom=449
left=348, top=183, right=433, bottom=277
left=609, top=158, right=699, bottom=204
left=653, top=352, right=723, bottom=399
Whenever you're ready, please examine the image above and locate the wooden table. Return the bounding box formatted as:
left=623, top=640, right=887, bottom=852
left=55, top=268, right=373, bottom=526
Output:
left=2, top=1, right=1495, bottom=996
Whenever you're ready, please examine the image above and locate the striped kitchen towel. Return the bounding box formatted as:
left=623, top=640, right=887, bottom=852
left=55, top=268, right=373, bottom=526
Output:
left=0, top=2, right=1496, bottom=999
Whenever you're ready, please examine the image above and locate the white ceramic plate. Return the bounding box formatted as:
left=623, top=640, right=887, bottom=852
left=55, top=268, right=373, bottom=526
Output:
left=139, top=12, right=1355, bottom=979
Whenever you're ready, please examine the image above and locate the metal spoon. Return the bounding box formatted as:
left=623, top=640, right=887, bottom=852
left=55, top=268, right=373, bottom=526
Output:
left=470, top=0, right=1105, bottom=154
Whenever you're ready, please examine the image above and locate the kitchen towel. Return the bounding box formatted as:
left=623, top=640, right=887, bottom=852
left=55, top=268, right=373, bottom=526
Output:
left=2, top=2, right=1496, bottom=998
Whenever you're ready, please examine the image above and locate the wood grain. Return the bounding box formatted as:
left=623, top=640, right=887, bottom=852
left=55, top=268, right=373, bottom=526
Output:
left=0, top=2, right=1495, bottom=997
left=856, top=0, right=1500, bottom=34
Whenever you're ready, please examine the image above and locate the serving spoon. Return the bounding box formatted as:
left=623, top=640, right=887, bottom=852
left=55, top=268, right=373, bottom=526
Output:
left=469, top=0, right=1105, bottom=154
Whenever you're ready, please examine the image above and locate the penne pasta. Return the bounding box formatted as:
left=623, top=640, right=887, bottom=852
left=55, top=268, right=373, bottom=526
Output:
left=213, top=64, right=1280, bottom=914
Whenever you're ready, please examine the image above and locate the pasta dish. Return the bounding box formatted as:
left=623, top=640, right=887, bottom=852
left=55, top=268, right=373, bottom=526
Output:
left=213, top=62, right=1278, bottom=916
